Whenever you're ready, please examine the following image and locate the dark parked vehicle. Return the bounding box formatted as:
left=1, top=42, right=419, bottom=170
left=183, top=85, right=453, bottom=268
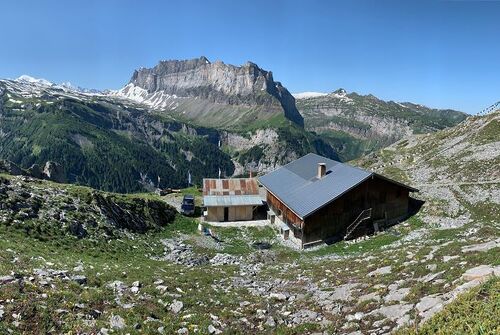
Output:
left=181, top=195, right=195, bottom=216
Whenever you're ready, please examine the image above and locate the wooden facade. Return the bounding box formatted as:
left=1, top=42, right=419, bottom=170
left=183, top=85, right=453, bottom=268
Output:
left=206, top=205, right=255, bottom=222
left=266, top=175, right=411, bottom=247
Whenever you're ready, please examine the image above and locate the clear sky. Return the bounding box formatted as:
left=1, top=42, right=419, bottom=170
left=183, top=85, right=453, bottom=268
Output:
left=1, top=0, right=499, bottom=114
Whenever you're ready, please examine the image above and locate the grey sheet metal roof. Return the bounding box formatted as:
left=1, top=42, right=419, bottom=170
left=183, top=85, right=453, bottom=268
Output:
left=258, top=153, right=416, bottom=219
left=203, top=195, right=263, bottom=207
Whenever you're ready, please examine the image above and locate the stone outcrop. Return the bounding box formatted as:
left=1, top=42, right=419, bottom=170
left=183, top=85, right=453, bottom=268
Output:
left=0, top=160, right=23, bottom=176
left=42, top=161, right=67, bottom=183
left=0, top=175, right=177, bottom=238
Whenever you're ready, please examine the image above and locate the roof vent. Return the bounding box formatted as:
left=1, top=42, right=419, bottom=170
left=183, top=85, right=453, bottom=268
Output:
left=317, top=163, right=326, bottom=179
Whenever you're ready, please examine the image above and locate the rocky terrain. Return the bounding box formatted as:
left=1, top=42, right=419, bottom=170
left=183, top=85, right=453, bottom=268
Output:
left=115, top=56, right=304, bottom=128
left=296, top=89, right=467, bottom=160
left=0, top=173, right=176, bottom=239
left=0, top=110, right=498, bottom=334
left=356, top=109, right=500, bottom=229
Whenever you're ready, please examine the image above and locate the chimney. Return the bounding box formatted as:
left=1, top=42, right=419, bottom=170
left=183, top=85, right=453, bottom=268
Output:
left=317, top=163, right=326, bottom=179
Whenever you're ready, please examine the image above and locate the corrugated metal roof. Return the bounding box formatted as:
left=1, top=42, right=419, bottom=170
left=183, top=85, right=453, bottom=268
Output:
left=203, top=195, right=263, bottom=207
left=203, top=178, right=259, bottom=196
left=258, top=153, right=416, bottom=219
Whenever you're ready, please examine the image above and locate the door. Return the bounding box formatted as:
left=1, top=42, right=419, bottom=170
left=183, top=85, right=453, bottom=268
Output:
left=224, top=207, right=229, bottom=222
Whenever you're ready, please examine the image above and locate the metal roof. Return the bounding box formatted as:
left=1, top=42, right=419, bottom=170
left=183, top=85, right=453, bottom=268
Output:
left=203, top=195, right=263, bottom=207
left=203, top=178, right=259, bottom=196
left=258, top=153, right=417, bottom=219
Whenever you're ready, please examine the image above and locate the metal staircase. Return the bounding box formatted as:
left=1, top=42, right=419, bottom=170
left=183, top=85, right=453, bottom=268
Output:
left=345, top=208, right=372, bottom=240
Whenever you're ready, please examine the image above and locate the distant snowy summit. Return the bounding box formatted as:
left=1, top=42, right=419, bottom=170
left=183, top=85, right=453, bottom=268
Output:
left=16, top=75, right=54, bottom=87
left=292, top=92, right=328, bottom=99
left=12, top=75, right=100, bottom=94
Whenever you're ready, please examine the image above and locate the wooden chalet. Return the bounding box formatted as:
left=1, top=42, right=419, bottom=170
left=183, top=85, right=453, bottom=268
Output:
left=258, top=153, right=418, bottom=248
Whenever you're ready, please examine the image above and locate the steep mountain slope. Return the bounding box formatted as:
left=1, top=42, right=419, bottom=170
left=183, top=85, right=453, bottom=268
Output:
left=356, top=109, right=500, bottom=228
left=296, top=89, right=467, bottom=160
left=113, top=56, right=304, bottom=128
left=0, top=79, right=234, bottom=192
left=0, top=74, right=336, bottom=192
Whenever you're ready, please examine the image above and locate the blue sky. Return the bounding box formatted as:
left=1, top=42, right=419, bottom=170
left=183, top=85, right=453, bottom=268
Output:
left=1, top=0, right=499, bottom=114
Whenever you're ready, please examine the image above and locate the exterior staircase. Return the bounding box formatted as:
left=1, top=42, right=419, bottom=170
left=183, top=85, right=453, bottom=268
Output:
left=344, top=208, right=372, bottom=240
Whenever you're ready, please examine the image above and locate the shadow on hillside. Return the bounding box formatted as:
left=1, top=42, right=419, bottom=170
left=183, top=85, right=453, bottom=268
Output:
left=408, top=197, right=425, bottom=217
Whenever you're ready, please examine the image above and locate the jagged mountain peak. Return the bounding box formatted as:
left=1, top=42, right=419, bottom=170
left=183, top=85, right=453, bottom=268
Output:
left=118, top=57, right=304, bottom=127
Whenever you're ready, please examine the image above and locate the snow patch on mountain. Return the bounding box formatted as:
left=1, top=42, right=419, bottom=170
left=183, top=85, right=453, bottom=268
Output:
left=292, top=92, right=328, bottom=99
left=16, top=75, right=53, bottom=87
left=111, top=83, right=180, bottom=110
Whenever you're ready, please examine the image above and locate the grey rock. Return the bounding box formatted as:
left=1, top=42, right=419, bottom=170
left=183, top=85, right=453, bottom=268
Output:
left=358, top=292, right=381, bottom=302
left=330, top=283, right=358, bottom=301
left=0, top=275, right=15, bottom=285
left=109, top=314, right=126, bottom=329
left=416, top=295, right=444, bottom=321
left=269, top=293, right=287, bottom=301
left=208, top=324, right=221, bottom=334
left=462, top=265, right=500, bottom=281
left=368, top=266, right=392, bottom=277
left=70, top=275, right=87, bottom=285
left=169, top=300, right=183, bottom=314
left=462, top=239, right=500, bottom=253
left=42, top=161, right=67, bottom=183
left=371, top=303, right=413, bottom=321
left=0, top=160, right=23, bottom=175
left=384, top=287, right=410, bottom=302
left=177, top=327, right=188, bottom=334
left=264, top=316, right=276, bottom=327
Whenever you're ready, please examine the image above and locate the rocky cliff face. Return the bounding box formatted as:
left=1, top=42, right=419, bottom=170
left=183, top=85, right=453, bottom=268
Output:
left=296, top=89, right=468, bottom=160
left=119, top=57, right=304, bottom=127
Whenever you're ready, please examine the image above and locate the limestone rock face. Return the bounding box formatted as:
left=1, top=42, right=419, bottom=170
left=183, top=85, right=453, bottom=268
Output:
left=124, top=56, right=304, bottom=127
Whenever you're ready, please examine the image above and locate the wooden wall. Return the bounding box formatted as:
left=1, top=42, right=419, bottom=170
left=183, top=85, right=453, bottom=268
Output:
left=206, top=205, right=254, bottom=222
left=303, top=176, right=410, bottom=243
left=267, top=191, right=304, bottom=229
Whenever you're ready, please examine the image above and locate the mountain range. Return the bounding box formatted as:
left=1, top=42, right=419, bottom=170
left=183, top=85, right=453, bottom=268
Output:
left=0, top=57, right=468, bottom=192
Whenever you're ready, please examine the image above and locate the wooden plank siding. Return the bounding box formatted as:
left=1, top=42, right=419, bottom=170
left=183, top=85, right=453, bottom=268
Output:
left=266, top=191, right=304, bottom=229
left=266, top=175, right=411, bottom=246
left=303, top=175, right=410, bottom=244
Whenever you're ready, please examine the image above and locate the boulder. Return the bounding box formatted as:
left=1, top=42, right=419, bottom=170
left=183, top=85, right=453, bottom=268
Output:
left=43, top=161, right=67, bottom=183
left=169, top=300, right=184, bottom=314
left=0, top=160, right=23, bottom=175
left=27, top=164, right=43, bottom=179
left=109, top=314, right=126, bottom=329
left=462, top=265, right=500, bottom=282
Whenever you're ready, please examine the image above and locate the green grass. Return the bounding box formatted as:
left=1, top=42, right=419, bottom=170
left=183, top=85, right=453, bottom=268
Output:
left=398, top=277, right=500, bottom=335
left=308, top=232, right=399, bottom=257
